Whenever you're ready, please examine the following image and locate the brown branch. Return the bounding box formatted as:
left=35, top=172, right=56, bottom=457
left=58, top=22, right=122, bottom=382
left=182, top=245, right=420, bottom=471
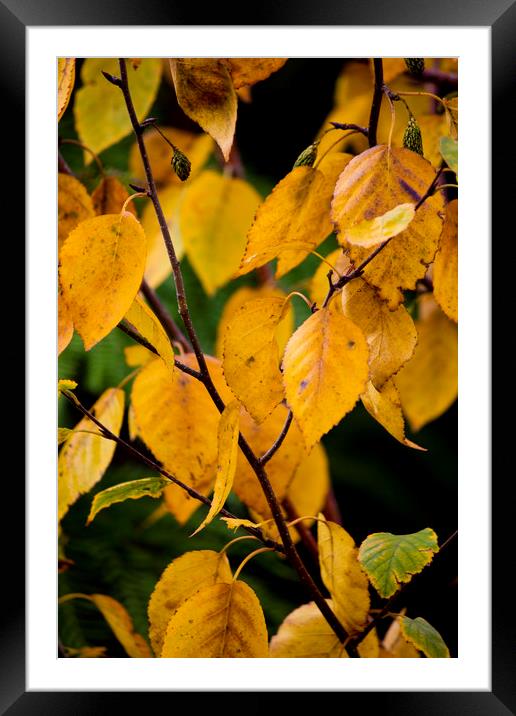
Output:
left=259, top=410, right=293, bottom=466
left=329, top=122, right=369, bottom=137
left=140, top=279, right=191, bottom=352
left=368, top=59, right=384, bottom=147
left=323, top=486, right=343, bottom=526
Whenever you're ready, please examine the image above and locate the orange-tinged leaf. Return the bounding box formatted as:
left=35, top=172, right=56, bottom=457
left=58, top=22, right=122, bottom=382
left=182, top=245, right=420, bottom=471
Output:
left=140, top=185, right=184, bottom=289
left=361, top=379, right=425, bottom=450
left=317, top=516, right=370, bottom=634
left=270, top=600, right=348, bottom=658
left=58, top=174, right=95, bottom=252
left=161, top=580, right=268, bottom=657
left=58, top=278, right=74, bottom=355
left=59, top=213, right=147, bottom=350
left=74, top=58, right=162, bottom=161
left=223, top=296, right=288, bottom=423
left=57, top=58, right=75, bottom=121
left=179, top=170, right=261, bottom=295
left=192, top=401, right=240, bottom=535
left=344, top=202, right=415, bottom=248
left=148, top=550, right=232, bottom=656
left=433, top=199, right=458, bottom=322
left=58, top=388, right=124, bottom=520
left=91, top=175, right=136, bottom=216
left=380, top=58, right=407, bottom=83
left=395, top=295, right=458, bottom=431
left=124, top=295, right=175, bottom=371
left=227, top=58, right=287, bottom=88
left=332, top=145, right=444, bottom=309
left=282, top=299, right=369, bottom=449
left=169, top=59, right=237, bottom=162
left=162, top=476, right=213, bottom=525
left=341, top=277, right=417, bottom=388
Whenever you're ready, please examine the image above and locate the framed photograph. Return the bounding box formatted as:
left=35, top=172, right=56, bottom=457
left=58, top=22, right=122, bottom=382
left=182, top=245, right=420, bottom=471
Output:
left=5, top=0, right=509, bottom=710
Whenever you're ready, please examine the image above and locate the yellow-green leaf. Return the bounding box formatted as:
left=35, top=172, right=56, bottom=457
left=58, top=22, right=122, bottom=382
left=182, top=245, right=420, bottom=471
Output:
left=58, top=58, right=75, bottom=121
left=59, top=213, right=147, bottom=350
left=317, top=516, right=370, bottom=634
left=344, top=202, right=415, bottom=248
left=58, top=427, right=73, bottom=444
left=161, top=580, right=268, bottom=657
left=169, top=59, right=237, bottom=162
left=147, top=550, right=232, bottom=656
left=58, top=174, right=95, bottom=252
left=124, top=295, right=175, bottom=371
left=361, top=379, right=425, bottom=450
left=86, top=476, right=169, bottom=525
left=399, top=615, right=450, bottom=658
left=270, top=600, right=348, bottom=657
left=91, top=175, right=135, bottom=216
left=381, top=616, right=420, bottom=657
left=332, top=145, right=444, bottom=309
left=358, top=528, right=439, bottom=598
left=58, top=378, right=77, bottom=397
left=439, top=136, right=458, bottom=178
left=58, top=388, right=124, bottom=521
left=179, top=170, right=261, bottom=295
left=74, top=58, right=162, bottom=160
left=192, top=401, right=240, bottom=536
left=433, top=199, right=458, bottom=322
left=227, top=58, right=287, bottom=88
left=140, top=185, right=184, bottom=289
left=282, top=298, right=369, bottom=449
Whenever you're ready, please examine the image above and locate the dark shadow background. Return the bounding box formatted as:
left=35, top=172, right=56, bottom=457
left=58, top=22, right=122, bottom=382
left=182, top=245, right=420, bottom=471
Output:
left=58, top=59, right=457, bottom=657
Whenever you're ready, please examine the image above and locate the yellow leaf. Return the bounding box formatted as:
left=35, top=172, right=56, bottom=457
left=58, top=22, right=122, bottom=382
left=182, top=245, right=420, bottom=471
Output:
left=162, top=475, right=213, bottom=525
left=161, top=580, right=268, bottom=657
left=380, top=58, right=407, bottom=83
left=140, top=185, right=184, bottom=290
left=57, top=58, right=75, bottom=121
left=341, top=277, right=417, bottom=388
left=361, top=379, right=425, bottom=450
left=220, top=516, right=265, bottom=532
left=58, top=427, right=73, bottom=444
left=239, top=154, right=352, bottom=278
left=169, top=59, right=237, bottom=162
left=227, top=58, right=287, bottom=88
left=179, top=170, right=261, bottom=295
left=58, top=174, right=95, bottom=252
left=57, top=378, right=77, bottom=397
left=317, top=516, right=370, bottom=634
left=286, top=442, right=330, bottom=534
left=58, top=388, right=124, bottom=520
left=358, top=629, right=380, bottom=658
left=331, top=145, right=444, bottom=309
left=192, top=401, right=240, bottom=535
left=124, top=344, right=154, bottom=367
left=282, top=299, right=369, bottom=449
left=148, top=550, right=232, bottom=656
left=309, top=249, right=352, bottom=307
left=74, top=58, right=162, bottom=161
left=433, top=199, right=458, bottom=322
left=395, top=295, right=458, bottom=431
left=59, top=213, right=147, bottom=350
left=127, top=403, right=140, bottom=441
left=344, top=202, right=415, bottom=248
left=270, top=600, right=348, bottom=657
left=215, top=284, right=294, bottom=360
left=91, top=176, right=136, bottom=216
left=223, top=296, right=288, bottom=423
left=124, top=295, right=175, bottom=371
left=58, top=278, right=74, bottom=355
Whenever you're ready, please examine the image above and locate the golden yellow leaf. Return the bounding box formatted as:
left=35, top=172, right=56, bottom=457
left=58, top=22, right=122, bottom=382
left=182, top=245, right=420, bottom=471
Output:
left=361, top=379, right=425, bottom=450
left=332, top=145, right=444, bottom=309
left=221, top=516, right=265, bottom=531
left=433, top=199, right=458, bottom=323
left=270, top=600, right=348, bottom=657
left=287, top=442, right=330, bottom=524
left=58, top=174, right=95, bottom=252
left=358, top=629, right=380, bottom=658
left=179, top=170, right=261, bottom=295
left=239, top=154, right=352, bottom=278
left=57, top=379, right=77, bottom=397
left=380, top=58, right=407, bottom=83
left=341, top=277, right=417, bottom=388
left=227, top=58, right=287, bottom=88
left=58, top=388, right=124, bottom=520
left=162, top=475, right=213, bottom=525
left=127, top=403, right=140, bottom=441
left=91, top=176, right=136, bottom=216
left=148, top=550, right=232, bottom=656
left=58, top=278, right=74, bottom=355
left=74, top=58, right=162, bottom=161
left=63, top=645, right=107, bottom=658
left=223, top=296, right=288, bottom=423
left=395, top=295, right=458, bottom=431
left=58, top=427, right=73, bottom=444
left=59, top=213, right=147, bottom=350
left=169, top=59, right=237, bottom=162
left=140, top=185, right=184, bottom=290
left=58, top=58, right=75, bottom=121
left=344, top=202, right=415, bottom=248
left=282, top=299, right=369, bottom=449
left=309, top=249, right=352, bottom=307
left=161, top=580, right=268, bottom=657
left=317, top=516, right=370, bottom=634
left=124, top=295, right=175, bottom=371
left=215, top=284, right=294, bottom=360
left=124, top=345, right=154, bottom=367
left=192, top=401, right=240, bottom=535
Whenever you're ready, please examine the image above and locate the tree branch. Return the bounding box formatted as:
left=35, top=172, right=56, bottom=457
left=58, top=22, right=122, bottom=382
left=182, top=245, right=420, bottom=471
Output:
left=259, top=410, right=293, bottom=466
left=140, top=279, right=191, bottom=352
left=368, top=59, right=384, bottom=147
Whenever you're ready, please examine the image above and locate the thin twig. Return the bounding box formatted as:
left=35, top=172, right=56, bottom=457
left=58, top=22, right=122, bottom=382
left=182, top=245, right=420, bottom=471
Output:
left=259, top=411, right=294, bottom=466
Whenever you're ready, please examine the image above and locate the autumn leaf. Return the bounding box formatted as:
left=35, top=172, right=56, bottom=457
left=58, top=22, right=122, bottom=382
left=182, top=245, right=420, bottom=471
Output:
left=226, top=58, right=287, bottom=88
left=344, top=202, right=415, bottom=248
left=91, top=175, right=136, bottom=216
left=221, top=517, right=266, bottom=532
left=140, top=185, right=184, bottom=290
left=86, top=476, right=169, bottom=525
left=433, top=199, right=458, bottom=322
left=59, top=212, right=147, bottom=350
left=58, top=427, right=73, bottom=444
left=282, top=298, right=369, bottom=449
left=147, top=550, right=232, bottom=656
left=161, top=581, right=268, bottom=658
left=399, top=615, right=450, bottom=658
left=58, top=174, right=95, bottom=252
left=57, top=379, right=77, bottom=397
left=124, top=295, right=175, bottom=371
left=309, top=249, right=352, bottom=307
left=124, top=344, right=154, bottom=368
left=361, top=379, right=425, bottom=450
left=381, top=616, right=420, bottom=657
left=439, top=136, right=458, bottom=177
left=57, top=58, right=75, bottom=121
left=270, top=600, right=348, bottom=657
left=317, top=516, right=370, bottom=634
left=358, top=527, right=439, bottom=598
left=58, top=388, right=124, bottom=520
left=332, top=145, right=444, bottom=309
left=58, top=278, right=74, bottom=355
left=179, top=170, right=261, bottom=295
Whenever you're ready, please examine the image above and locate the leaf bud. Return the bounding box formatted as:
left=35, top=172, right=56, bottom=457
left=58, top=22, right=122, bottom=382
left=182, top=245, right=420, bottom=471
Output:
left=293, top=142, right=319, bottom=169
left=404, top=58, right=425, bottom=76
left=171, top=147, right=191, bottom=182
left=403, top=116, right=424, bottom=156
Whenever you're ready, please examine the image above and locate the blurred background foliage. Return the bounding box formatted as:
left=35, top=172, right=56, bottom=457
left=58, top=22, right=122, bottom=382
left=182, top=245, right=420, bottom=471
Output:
left=58, top=59, right=457, bottom=657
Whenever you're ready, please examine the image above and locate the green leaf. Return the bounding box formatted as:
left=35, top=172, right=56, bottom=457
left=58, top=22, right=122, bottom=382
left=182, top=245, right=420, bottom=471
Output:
left=439, top=136, right=458, bottom=177
left=87, top=477, right=169, bottom=525
left=358, top=528, right=439, bottom=598
left=399, top=615, right=450, bottom=658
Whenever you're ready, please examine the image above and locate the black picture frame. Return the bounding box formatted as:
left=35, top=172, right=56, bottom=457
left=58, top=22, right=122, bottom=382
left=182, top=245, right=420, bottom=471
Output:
left=7, top=0, right=511, bottom=711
